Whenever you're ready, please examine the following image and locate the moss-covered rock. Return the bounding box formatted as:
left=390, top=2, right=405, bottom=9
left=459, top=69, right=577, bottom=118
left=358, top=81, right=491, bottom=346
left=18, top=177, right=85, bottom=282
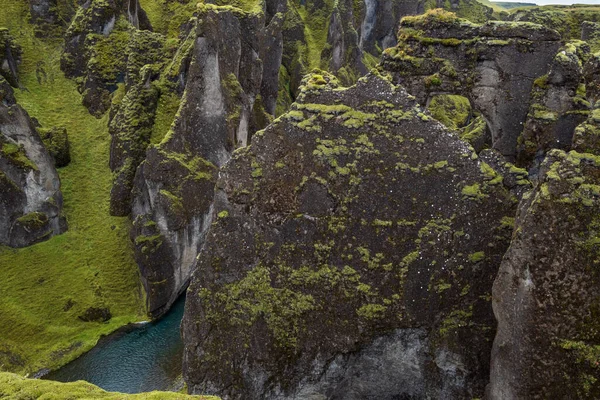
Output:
left=516, top=41, right=592, bottom=167
left=182, top=72, right=517, bottom=399
left=0, top=28, right=22, bottom=87
left=130, top=1, right=284, bottom=317
left=0, top=92, right=66, bottom=247
left=61, top=0, right=153, bottom=116
left=489, top=149, right=600, bottom=399
left=382, top=9, right=561, bottom=161
left=38, top=125, right=70, bottom=167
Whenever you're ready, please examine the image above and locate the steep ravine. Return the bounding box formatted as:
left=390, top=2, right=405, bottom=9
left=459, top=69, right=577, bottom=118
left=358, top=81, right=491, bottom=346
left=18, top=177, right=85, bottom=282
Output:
left=1, top=1, right=600, bottom=399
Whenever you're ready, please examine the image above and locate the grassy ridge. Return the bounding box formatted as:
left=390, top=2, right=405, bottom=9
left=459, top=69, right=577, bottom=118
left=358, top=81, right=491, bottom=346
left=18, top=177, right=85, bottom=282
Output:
left=0, top=372, right=218, bottom=399
left=0, top=1, right=145, bottom=374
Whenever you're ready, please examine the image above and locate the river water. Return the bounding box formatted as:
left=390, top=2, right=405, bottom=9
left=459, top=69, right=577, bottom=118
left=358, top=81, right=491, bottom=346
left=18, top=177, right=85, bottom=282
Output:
left=44, top=295, right=186, bottom=393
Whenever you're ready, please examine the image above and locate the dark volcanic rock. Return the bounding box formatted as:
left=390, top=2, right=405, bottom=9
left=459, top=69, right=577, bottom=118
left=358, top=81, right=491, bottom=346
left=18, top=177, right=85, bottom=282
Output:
left=489, top=149, right=600, bottom=399
left=516, top=41, right=592, bottom=167
left=0, top=79, right=66, bottom=247
left=78, top=307, right=112, bottom=322
left=381, top=10, right=561, bottom=160
left=38, top=126, right=70, bottom=168
left=182, top=71, right=517, bottom=399
left=61, top=0, right=152, bottom=116
left=130, top=2, right=284, bottom=317
left=0, top=29, right=22, bottom=88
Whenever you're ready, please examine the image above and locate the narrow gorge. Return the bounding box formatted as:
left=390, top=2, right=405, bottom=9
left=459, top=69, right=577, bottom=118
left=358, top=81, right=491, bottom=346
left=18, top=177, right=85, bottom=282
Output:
left=1, top=0, right=599, bottom=399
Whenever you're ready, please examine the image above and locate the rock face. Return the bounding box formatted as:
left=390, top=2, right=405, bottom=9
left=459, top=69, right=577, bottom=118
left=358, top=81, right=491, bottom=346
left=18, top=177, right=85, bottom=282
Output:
left=0, top=29, right=22, bottom=88
left=107, top=30, right=167, bottom=216
left=489, top=149, right=600, bottom=399
left=61, top=0, right=152, bottom=116
left=382, top=10, right=561, bottom=160
left=516, top=41, right=592, bottom=167
left=0, top=77, right=66, bottom=247
left=277, top=0, right=493, bottom=115
left=130, top=1, right=285, bottom=317
left=182, top=71, right=517, bottom=399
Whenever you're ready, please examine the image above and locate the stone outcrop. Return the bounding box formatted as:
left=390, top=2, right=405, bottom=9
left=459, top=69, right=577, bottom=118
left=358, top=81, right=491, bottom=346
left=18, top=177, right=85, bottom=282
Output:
left=130, top=1, right=285, bottom=317
left=38, top=126, right=70, bottom=168
left=516, top=41, right=592, bottom=167
left=277, top=0, right=493, bottom=116
left=61, top=0, right=152, bottom=116
left=508, top=6, right=600, bottom=44
left=0, top=29, right=21, bottom=88
left=489, top=149, right=600, bottom=399
left=382, top=10, right=562, bottom=160
left=0, top=77, right=66, bottom=247
left=181, top=71, right=518, bottom=399
left=108, top=30, right=167, bottom=216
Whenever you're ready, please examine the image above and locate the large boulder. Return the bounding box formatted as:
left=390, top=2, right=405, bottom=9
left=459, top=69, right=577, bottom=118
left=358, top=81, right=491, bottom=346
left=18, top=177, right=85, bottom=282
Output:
left=489, top=149, right=600, bottom=399
left=182, top=71, right=517, bottom=399
left=0, top=78, right=66, bottom=247
left=130, top=1, right=285, bottom=317
left=382, top=9, right=562, bottom=160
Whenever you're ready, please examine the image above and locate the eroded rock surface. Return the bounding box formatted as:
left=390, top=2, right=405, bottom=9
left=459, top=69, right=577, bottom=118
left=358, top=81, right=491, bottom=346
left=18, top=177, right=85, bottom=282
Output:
left=0, top=78, right=66, bottom=247
left=61, top=0, right=152, bottom=116
left=130, top=2, right=285, bottom=317
left=489, top=149, right=600, bottom=399
left=182, top=71, right=517, bottom=399
left=382, top=10, right=561, bottom=160
left=0, top=29, right=21, bottom=88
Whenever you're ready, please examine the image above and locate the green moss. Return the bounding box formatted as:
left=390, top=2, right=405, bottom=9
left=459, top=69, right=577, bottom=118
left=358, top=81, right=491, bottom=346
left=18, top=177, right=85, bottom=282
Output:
left=534, top=74, right=549, bottom=89
left=0, top=371, right=214, bottom=399
left=0, top=140, right=38, bottom=170
left=424, top=73, right=442, bottom=88
left=200, top=265, right=316, bottom=349
left=462, top=183, right=488, bottom=201
left=16, top=212, right=48, bottom=229
left=356, top=303, right=387, bottom=320
left=439, top=307, right=473, bottom=337
left=428, top=94, right=471, bottom=130
left=0, top=0, right=145, bottom=374
left=468, top=251, right=486, bottom=262
left=217, top=210, right=229, bottom=219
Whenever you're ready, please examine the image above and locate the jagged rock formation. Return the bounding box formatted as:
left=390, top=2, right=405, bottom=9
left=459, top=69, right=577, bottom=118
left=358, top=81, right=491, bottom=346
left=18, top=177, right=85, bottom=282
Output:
left=278, top=0, right=493, bottom=115
left=489, top=149, right=600, bottom=399
left=130, top=1, right=285, bottom=317
left=516, top=41, right=592, bottom=167
left=381, top=10, right=561, bottom=160
left=181, top=71, right=518, bottom=399
left=38, top=126, right=70, bottom=168
left=0, top=77, right=66, bottom=247
left=0, top=29, right=21, bottom=87
left=108, top=30, right=167, bottom=216
left=508, top=6, right=600, bottom=48
left=61, top=0, right=152, bottom=116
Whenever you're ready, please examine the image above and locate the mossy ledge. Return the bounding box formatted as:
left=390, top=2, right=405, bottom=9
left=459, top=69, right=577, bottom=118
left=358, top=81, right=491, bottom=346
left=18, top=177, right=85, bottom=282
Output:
left=0, top=372, right=218, bottom=399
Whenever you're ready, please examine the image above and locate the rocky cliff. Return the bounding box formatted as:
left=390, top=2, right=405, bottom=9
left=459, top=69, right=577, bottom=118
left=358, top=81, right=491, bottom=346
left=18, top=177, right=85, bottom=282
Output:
left=181, top=70, right=518, bottom=399
left=0, top=31, right=66, bottom=248
left=489, top=149, right=600, bottom=399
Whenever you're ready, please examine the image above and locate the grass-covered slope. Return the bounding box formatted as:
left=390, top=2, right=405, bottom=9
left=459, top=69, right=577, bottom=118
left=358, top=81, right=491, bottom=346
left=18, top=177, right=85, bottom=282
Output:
left=0, top=1, right=145, bottom=374
left=0, top=372, right=218, bottom=399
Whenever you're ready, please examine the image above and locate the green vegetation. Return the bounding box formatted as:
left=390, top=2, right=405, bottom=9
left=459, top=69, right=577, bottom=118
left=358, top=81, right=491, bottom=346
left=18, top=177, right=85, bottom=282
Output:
left=428, top=94, right=471, bottom=130
left=0, top=372, right=217, bottom=399
left=0, top=1, right=144, bottom=374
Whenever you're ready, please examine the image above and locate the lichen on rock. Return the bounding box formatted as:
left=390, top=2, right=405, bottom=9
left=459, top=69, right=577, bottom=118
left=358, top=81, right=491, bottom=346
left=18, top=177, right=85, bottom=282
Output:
left=182, top=71, right=517, bottom=399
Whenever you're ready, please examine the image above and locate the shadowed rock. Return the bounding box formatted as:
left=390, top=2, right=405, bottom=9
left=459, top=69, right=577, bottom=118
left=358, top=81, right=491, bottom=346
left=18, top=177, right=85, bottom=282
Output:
left=489, top=149, right=600, bottom=399
left=182, top=71, right=517, bottom=399
left=0, top=78, right=66, bottom=247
